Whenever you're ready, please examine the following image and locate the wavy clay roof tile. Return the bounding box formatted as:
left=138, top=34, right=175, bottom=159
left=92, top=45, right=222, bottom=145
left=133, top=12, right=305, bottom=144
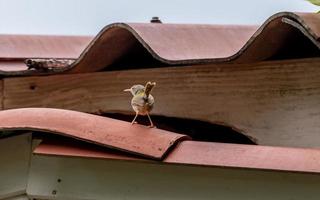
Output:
left=0, top=12, right=319, bottom=76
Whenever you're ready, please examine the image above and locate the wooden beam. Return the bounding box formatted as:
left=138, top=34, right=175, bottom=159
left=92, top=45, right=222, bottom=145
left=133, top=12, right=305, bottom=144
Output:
left=27, top=154, right=320, bottom=200
left=3, top=58, right=320, bottom=147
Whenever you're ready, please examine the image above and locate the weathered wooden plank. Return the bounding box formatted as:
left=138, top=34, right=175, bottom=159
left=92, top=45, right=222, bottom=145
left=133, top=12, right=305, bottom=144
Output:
left=3, top=58, right=320, bottom=147
left=27, top=154, right=320, bottom=200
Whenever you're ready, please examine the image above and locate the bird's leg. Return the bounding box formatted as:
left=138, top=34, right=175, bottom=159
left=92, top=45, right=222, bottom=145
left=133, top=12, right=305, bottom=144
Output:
left=131, top=112, right=139, bottom=125
left=147, top=113, right=154, bottom=128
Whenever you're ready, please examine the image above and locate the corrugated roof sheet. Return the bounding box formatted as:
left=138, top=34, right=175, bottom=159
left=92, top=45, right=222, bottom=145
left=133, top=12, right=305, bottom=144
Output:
left=0, top=12, right=319, bottom=173
left=0, top=34, right=92, bottom=59
left=0, top=108, right=190, bottom=160
left=0, top=34, right=92, bottom=74
left=0, top=107, right=319, bottom=173
left=165, top=141, right=320, bottom=173
left=0, top=12, right=319, bottom=76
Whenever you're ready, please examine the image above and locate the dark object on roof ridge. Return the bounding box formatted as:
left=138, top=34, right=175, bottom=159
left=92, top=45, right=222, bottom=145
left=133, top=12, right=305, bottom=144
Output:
left=25, top=58, right=76, bottom=71
left=0, top=108, right=190, bottom=160
left=0, top=12, right=319, bottom=76
left=150, top=17, right=162, bottom=23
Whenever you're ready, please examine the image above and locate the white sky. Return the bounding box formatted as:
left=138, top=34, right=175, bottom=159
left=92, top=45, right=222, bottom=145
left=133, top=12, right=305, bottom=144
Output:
left=0, top=0, right=317, bottom=35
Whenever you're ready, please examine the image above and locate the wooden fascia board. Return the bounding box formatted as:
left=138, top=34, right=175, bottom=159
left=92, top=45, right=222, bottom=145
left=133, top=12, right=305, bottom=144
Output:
left=3, top=58, right=320, bottom=148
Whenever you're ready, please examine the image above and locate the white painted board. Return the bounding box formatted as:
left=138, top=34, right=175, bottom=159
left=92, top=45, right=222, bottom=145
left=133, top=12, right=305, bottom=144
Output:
left=0, top=134, right=32, bottom=199
left=27, top=154, right=320, bottom=200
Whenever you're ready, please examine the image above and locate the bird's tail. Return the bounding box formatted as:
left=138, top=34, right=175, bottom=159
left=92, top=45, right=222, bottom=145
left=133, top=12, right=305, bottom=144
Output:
left=144, top=81, right=156, bottom=98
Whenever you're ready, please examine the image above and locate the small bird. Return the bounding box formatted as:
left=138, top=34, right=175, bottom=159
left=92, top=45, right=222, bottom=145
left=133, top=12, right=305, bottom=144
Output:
left=124, top=82, right=156, bottom=127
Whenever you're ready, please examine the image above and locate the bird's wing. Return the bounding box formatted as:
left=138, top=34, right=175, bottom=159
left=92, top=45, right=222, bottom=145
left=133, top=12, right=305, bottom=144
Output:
left=131, top=94, right=145, bottom=107
left=144, top=82, right=156, bottom=98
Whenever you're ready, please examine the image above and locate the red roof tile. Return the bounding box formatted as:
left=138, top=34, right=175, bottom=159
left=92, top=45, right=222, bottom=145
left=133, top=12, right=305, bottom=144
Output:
left=0, top=108, right=190, bottom=160
left=1, top=107, right=320, bottom=173
left=58, top=12, right=320, bottom=74
left=165, top=141, right=320, bottom=173
left=0, top=12, right=319, bottom=76
left=33, top=139, right=320, bottom=174
left=34, top=140, right=141, bottom=161
left=0, top=34, right=92, bottom=74
left=0, top=34, right=92, bottom=59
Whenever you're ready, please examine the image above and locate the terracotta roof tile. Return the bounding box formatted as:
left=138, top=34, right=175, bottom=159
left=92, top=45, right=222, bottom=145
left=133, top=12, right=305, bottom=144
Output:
left=0, top=108, right=190, bottom=160
left=165, top=141, right=320, bottom=173
left=0, top=12, right=319, bottom=76
left=1, top=107, right=319, bottom=173
left=50, top=12, right=320, bottom=74
left=0, top=34, right=92, bottom=74
left=0, top=34, right=92, bottom=59
left=33, top=139, right=320, bottom=174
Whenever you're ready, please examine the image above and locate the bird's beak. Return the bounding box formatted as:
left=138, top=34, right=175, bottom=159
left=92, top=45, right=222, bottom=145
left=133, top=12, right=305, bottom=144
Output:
left=123, top=89, right=131, bottom=92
